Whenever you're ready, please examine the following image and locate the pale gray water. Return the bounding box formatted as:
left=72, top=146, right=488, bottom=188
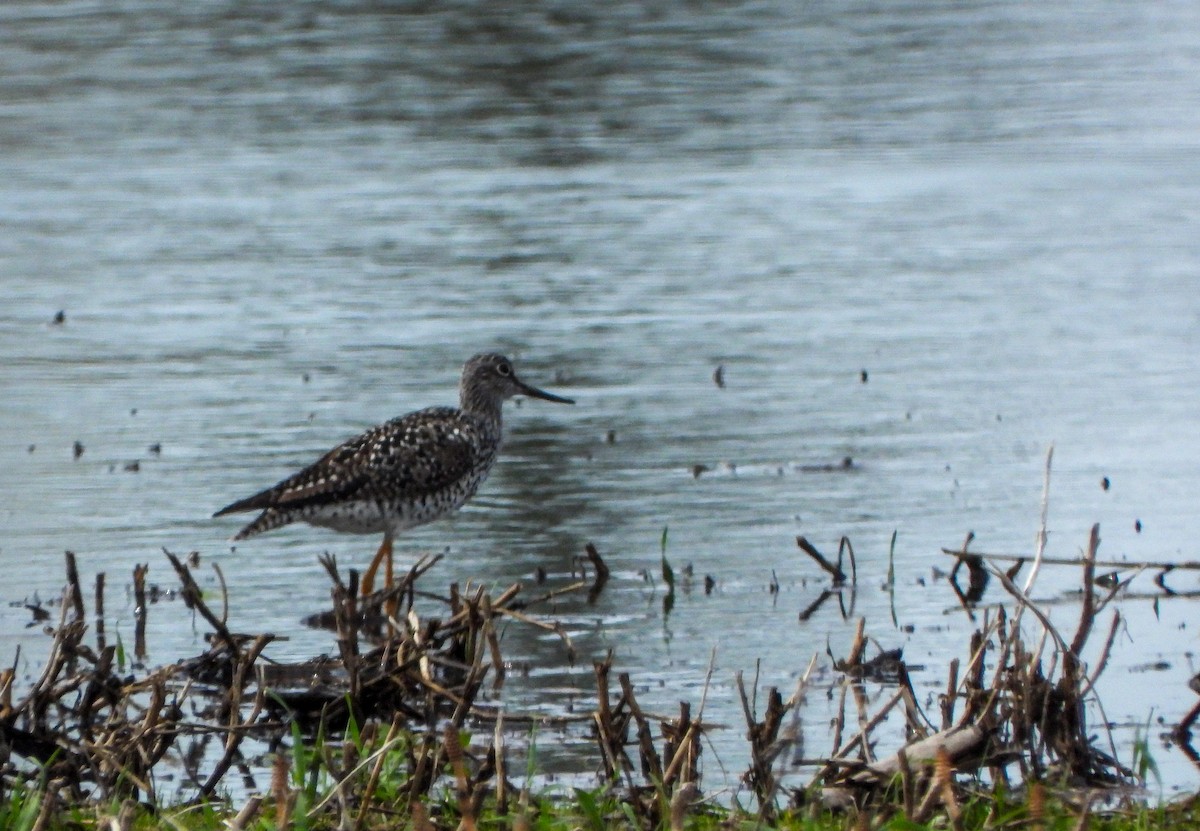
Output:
left=3, top=0, right=1200, bottom=797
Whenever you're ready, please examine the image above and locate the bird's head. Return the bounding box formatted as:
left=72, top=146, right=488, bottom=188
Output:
left=460, top=353, right=575, bottom=413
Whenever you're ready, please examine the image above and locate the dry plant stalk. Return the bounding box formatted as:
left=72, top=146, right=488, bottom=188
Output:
left=808, top=452, right=1135, bottom=826
left=2, top=546, right=585, bottom=827
left=3, top=458, right=1147, bottom=831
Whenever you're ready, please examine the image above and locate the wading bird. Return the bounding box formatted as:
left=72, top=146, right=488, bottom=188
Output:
left=214, top=353, right=574, bottom=594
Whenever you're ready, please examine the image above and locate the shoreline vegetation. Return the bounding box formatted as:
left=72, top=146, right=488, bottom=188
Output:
left=4, top=451, right=1200, bottom=830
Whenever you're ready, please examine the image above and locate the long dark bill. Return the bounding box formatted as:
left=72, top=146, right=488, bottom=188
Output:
left=517, top=380, right=574, bottom=405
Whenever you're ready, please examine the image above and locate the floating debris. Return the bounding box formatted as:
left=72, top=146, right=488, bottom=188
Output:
left=52, top=310, right=65, bottom=324
left=72, top=440, right=84, bottom=459
left=1130, top=660, right=1172, bottom=673
left=24, top=602, right=50, bottom=626
left=1102, top=476, right=1111, bottom=490
left=713, top=364, right=725, bottom=388
left=860, top=368, right=868, bottom=383
left=833, top=638, right=907, bottom=684
left=795, top=456, right=854, bottom=473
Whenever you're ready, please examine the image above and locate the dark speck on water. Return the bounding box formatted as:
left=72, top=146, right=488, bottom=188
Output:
left=72, top=441, right=84, bottom=459
left=1102, top=476, right=1111, bottom=491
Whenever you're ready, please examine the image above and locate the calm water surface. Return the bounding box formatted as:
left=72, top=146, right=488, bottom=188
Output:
left=2, top=0, right=1200, bottom=795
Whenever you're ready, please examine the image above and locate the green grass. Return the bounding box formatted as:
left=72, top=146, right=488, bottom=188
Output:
left=6, top=741, right=1199, bottom=831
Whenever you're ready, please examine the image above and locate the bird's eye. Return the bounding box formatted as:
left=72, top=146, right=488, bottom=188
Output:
left=496, top=362, right=512, bottom=377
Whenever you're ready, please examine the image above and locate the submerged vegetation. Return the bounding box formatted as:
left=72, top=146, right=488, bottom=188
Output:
left=2, top=455, right=1199, bottom=829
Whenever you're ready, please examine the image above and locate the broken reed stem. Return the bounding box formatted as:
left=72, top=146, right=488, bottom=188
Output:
left=64, top=550, right=85, bottom=622
left=837, top=536, right=858, bottom=585
left=662, top=701, right=700, bottom=791
left=941, top=659, right=959, bottom=730
left=94, top=571, right=106, bottom=651
left=1082, top=611, right=1122, bottom=699
left=212, top=561, right=230, bottom=628
left=990, top=567, right=1069, bottom=654
left=271, top=752, right=291, bottom=829
left=227, top=795, right=262, bottom=831
left=354, top=715, right=404, bottom=831
left=828, top=682, right=848, bottom=772
left=967, top=445, right=1052, bottom=647
left=584, top=542, right=610, bottom=603
left=898, top=746, right=914, bottom=820
left=1026, top=444, right=1054, bottom=597
left=1068, top=524, right=1100, bottom=659
left=443, top=723, right=476, bottom=831
left=669, top=782, right=697, bottom=831
left=492, top=707, right=507, bottom=816
left=592, top=654, right=624, bottom=784
left=829, top=689, right=906, bottom=763
left=846, top=617, right=868, bottom=667
left=796, top=536, right=847, bottom=583
left=133, top=563, right=149, bottom=660
left=163, top=548, right=240, bottom=655
left=616, top=672, right=664, bottom=784
left=197, top=633, right=274, bottom=799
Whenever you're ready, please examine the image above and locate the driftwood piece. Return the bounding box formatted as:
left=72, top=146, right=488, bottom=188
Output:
left=849, top=724, right=990, bottom=784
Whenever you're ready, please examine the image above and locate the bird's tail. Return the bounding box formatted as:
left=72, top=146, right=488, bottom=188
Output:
left=219, top=507, right=293, bottom=541
left=213, top=491, right=273, bottom=518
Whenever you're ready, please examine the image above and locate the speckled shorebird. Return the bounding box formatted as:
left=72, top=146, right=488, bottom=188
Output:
left=213, top=353, right=574, bottom=594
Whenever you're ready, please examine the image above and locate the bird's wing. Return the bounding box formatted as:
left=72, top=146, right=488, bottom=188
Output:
left=214, top=408, right=481, bottom=514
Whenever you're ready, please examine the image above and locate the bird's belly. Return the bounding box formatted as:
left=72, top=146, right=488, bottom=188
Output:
left=299, top=484, right=480, bottom=536
left=300, top=502, right=392, bottom=535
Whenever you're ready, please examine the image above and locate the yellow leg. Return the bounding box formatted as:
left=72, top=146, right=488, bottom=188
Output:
left=361, top=534, right=393, bottom=597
